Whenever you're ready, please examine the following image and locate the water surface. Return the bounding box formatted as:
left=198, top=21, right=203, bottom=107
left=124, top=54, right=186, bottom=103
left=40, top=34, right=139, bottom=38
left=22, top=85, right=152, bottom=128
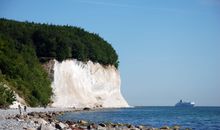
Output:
left=59, top=106, right=220, bottom=129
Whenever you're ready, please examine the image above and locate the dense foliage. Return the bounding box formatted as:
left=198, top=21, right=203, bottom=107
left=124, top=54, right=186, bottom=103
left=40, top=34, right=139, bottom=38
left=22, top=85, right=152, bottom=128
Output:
left=0, top=18, right=119, bottom=67
left=0, top=81, right=15, bottom=108
left=0, top=35, right=52, bottom=106
left=0, top=18, right=119, bottom=107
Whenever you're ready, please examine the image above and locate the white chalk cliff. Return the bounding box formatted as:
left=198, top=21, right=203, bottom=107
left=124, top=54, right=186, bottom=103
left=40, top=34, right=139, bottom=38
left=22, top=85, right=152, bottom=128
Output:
left=50, top=59, right=129, bottom=108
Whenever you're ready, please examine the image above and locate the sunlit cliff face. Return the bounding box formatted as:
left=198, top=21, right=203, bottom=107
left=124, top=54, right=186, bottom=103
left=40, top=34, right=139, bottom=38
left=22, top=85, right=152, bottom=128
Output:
left=51, top=59, right=129, bottom=108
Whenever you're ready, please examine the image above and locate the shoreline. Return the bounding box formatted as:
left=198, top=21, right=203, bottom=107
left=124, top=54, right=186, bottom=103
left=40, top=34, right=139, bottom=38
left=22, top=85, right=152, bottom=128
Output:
left=0, top=107, right=181, bottom=130
left=0, top=107, right=79, bottom=130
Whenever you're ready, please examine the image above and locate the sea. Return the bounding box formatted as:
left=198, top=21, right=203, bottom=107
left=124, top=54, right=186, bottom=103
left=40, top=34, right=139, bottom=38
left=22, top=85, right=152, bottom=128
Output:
left=58, top=106, right=220, bottom=130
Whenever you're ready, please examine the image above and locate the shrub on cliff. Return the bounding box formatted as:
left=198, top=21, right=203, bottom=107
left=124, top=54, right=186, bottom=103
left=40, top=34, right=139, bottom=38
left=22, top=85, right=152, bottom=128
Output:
left=0, top=82, right=15, bottom=108
left=0, top=35, right=52, bottom=107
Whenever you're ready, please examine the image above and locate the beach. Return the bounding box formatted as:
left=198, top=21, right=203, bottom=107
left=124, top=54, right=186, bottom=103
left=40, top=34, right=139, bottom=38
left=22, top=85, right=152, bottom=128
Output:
left=0, top=107, right=182, bottom=130
left=0, top=107, right=75, bottom=130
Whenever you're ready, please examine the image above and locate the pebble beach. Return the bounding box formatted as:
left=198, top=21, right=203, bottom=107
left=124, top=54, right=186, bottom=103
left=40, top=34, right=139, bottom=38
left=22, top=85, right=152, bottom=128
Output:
left=0, top=107, right=74, bottom=130
left=0, top=107, right=182, bottom=130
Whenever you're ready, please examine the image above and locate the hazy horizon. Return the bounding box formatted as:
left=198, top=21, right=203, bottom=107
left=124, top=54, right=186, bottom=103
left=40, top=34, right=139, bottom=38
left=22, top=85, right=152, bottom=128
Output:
left=1, top=0, right=219, bottom=106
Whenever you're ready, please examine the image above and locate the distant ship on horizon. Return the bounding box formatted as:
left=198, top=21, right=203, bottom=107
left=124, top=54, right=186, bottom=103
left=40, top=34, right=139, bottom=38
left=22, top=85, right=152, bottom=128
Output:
left=175, top=100, right=195, bottom=107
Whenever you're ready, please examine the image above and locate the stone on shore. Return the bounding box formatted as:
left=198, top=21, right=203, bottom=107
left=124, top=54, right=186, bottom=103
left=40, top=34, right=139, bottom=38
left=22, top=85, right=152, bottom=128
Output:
left=23, top=128, right=37, bottom=130
left=83, top=107, right=91, bottom=111
left=172, top=125, right=180, bottom=130
left=78, top=120, right=88, bottom=125
left=160, top=126, right=170, bottom=129
left=55, top=122, right=68, bottom=129
left=97, top=125, right=107, bottom=130
left=36, top=118, right=48, bottom=125
left=38, top=124, right=56, bottom=130
left=99, top=123, right=106, bottom=127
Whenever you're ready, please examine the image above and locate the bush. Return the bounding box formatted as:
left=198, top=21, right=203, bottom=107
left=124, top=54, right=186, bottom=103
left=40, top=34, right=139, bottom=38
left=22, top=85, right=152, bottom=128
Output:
left=0, top=35, right=52, bottom=107
left=0, top=82, right=15, bottom=108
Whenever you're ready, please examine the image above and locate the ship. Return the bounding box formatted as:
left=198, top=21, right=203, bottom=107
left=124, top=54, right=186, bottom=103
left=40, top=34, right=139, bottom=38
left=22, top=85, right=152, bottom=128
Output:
left=175, top=100, right=195, bottom=107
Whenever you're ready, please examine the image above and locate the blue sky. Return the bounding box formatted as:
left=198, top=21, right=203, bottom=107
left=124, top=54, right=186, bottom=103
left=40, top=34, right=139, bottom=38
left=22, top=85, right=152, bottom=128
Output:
left=1, top=0, right=220, bottom=106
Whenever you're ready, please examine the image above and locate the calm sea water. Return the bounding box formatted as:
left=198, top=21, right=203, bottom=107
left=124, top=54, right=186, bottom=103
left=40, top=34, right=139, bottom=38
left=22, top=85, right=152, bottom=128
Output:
left=59, top=107, right=220, bottom=129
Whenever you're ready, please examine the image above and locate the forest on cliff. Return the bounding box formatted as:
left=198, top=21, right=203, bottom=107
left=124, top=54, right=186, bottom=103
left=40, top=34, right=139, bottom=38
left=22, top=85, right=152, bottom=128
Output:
left=0, top=18, right=119, bottom=107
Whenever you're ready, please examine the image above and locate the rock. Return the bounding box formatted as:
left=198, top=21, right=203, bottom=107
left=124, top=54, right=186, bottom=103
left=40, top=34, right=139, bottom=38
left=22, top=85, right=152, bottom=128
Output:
left=87, top=123, right=98, bottom=129
left=66, top=120, right=75, bottom=125
left=172, top=125, right=180, bottom=130
left=83, top=107, right=91, bottom=111
left=87, top=125, right=92, bottom=129
left=92, top=123, right=98, bottom=129
left=147, top=128, right=154, bottom=130
left=111, top=124, right=118, bottom=128
left=160, top=126, right=170, bottom=129
left=79, top=126, right=88, bottom=129
left=39, top=113, right=45, bottom=118
left=137, top=125, right=145, bottom=129
left=97, top=125, right=107, bottom=130
left=16, top=118, right=24, bottom=122
left=55, top=122, right=67, bottom=129
left=48, top=118, right=54, bottom=123
left=53, top=119, right=59, bottom=123
left=120, top=126, right=129, bottom=129
left=28, top=112, right=37, bottom=117
left=39, top=124, right=56, bottom=130
left=25, top=128, right=37, bottom=130
left=36, top=118, right=48, bottom=125
left=52, top=112, right=57, bottom=116
left=50, top=122, right=56, bottom=127
left=117, top=123, right=123, bottom=127
left=71, top=124, right=76, bottom=127
left=46, top=113, right=52, bottom=118
left=78, top=120, right=88, bottom=125
left=128, top=124, right=136, bottom=128
left=28, top=120, right=35, bottom=124
left=15, top=114, right=25, bottom=119
left=70, top=124, right=84, bottom=130
left=99, top=123, right=106, bottom=127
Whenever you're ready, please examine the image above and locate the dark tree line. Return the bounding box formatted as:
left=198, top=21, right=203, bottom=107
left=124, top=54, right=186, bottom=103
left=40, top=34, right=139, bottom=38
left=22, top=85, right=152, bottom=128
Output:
left=0, top=18, right=119, bottom=67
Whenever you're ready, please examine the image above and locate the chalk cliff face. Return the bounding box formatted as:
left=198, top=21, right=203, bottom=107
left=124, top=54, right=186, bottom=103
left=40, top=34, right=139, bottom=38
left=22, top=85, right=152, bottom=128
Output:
left=50, top=59, right=129, bottom=108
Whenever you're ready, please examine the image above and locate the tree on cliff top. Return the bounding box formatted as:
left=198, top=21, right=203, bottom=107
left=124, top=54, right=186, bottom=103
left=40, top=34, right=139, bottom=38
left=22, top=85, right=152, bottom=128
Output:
left=0, top=18, right=119, bottom=67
